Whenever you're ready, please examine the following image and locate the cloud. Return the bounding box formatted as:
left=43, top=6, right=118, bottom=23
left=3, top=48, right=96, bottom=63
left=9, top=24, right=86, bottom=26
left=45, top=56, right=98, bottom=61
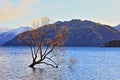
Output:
left=0, top=8, right=31, bottom=22
left=21, top=0, right=39, bottom=7
left=0, top=1, right=14, bottom=13
left=0, top=0, right=40, bottom=23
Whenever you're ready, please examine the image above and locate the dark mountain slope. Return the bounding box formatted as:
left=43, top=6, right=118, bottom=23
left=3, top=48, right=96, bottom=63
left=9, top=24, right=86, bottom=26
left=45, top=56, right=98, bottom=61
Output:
left=105, top=40, right=120, bottom=47
left=3, top=19, right=120, bottom=46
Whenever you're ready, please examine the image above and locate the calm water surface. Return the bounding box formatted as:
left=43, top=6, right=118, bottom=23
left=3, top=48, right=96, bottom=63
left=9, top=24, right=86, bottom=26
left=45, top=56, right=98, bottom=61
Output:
left=0, top=47, right=120, bottom=80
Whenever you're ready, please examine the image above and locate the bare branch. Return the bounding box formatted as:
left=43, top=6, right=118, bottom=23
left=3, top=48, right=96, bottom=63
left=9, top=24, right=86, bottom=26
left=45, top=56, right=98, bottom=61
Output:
left=41, top=62, right=57, bottom=68
left=30, top=46, right=34, bottom=59
left=46, top=57, right=58, bottom=65
left=43, top=44, right=57, bottom=60
left=43, top=38, right=57, bottom=57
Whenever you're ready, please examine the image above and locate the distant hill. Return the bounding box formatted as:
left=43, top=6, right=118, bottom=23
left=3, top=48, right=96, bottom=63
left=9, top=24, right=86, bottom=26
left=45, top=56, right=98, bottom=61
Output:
left=3, top=19, right=120, bottom=46
left=105, top=40, right=120, bottom=47
left=114, top=24, right=120, bottom=30
left=0, top=26, right=32, bottom=46
left=0, top=27, right=9, bottom=34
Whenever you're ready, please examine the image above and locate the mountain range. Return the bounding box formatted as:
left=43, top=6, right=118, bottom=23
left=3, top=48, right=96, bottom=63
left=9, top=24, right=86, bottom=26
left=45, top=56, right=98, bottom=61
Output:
left=114, top=24, right=120, bottom=30
left=3, top=19, right=120, bottom=47
left=0, top=26, right=32, bottom=46
left=0, top=27, right=9, bottom=34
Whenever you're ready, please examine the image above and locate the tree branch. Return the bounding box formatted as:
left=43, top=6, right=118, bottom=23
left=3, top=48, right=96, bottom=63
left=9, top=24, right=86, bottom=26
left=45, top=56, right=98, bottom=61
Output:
left=41, top=62, right=57, bottom=68
left=43, top=45, right=56, bottom=60
left=30, top=46, right=34, bottom=59
left=46, top=57, right=58, bottom=65
left=37, top=32, right=46, bottom=60
left=43, top=38, right=57, bottom=58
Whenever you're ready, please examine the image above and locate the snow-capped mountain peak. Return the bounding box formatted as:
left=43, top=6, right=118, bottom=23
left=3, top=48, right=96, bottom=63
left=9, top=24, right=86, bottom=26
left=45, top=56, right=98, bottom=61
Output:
left=0, top=26, right=32, bottom=46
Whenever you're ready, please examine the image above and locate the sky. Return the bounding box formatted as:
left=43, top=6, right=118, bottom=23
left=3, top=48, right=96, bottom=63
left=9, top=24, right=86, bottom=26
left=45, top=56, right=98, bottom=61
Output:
left=0, top=0, right=120, bottom=29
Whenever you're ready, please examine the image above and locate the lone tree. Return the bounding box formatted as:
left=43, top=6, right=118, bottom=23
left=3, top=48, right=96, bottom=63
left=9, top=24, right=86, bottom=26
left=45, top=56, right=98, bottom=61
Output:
left=18, top=17, right=69, bottom=68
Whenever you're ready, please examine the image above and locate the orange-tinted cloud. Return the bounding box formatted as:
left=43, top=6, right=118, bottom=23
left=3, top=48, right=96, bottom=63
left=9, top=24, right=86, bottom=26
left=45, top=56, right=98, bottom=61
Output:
left=0, top=8, right=31, bottom=22
left=21, top=0, right=39, bottom=7
left=0, top=0, right=40, bottom=23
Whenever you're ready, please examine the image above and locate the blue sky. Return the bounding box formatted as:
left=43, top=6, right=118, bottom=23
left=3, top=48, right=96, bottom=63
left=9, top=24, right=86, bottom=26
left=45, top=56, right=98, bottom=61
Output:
left=0, top=0, right=120, bottom=28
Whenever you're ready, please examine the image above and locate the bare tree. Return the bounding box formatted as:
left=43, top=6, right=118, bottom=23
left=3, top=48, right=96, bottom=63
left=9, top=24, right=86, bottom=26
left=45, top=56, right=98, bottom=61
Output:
left=18, top=17, right=69, bottom=68
left=40, top=16, right=50, bottom=26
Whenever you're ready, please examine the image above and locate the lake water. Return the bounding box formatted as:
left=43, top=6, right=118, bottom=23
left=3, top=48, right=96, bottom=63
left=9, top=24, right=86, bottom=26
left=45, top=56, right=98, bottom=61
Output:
left=0, top=47, right=120, bottom=80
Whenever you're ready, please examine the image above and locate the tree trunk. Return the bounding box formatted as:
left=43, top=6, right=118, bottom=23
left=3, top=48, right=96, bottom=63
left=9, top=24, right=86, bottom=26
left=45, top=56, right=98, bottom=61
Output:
left=29, top=59, right=58, bottom=68
left=29, top=59, right=38, bottom=68
left=29, top=62, right=36, bottom=68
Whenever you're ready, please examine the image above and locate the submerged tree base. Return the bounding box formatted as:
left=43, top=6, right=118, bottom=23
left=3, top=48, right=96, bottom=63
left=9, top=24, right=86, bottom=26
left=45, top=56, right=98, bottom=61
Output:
left=29, top=63, right=36, bottom=68
left=29, top=62, right=58, bottom=68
